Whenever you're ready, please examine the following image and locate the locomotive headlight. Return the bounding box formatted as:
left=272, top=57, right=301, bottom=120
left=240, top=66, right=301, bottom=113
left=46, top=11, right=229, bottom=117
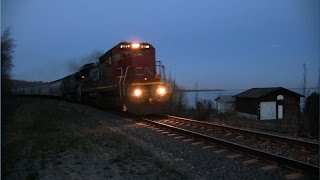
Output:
left=127, top=85, right=148, bottom=104
left=131, top=43, right=140, bottom=48
left=156, top=86, right=167, bottom=96
left=133, top=88, right=143, bottom=97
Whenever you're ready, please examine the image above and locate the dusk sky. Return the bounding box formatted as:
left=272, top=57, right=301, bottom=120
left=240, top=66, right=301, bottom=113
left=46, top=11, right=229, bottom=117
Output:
left=2, top=0, right=319, bottom=90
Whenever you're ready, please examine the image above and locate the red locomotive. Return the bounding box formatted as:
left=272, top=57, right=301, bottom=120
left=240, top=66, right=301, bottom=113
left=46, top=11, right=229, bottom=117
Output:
left=13, top=42, right=172, bottom=114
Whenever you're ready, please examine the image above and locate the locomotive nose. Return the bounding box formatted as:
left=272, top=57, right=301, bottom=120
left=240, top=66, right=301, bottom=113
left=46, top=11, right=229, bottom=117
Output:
left=127, top=83, right=172, bottom=104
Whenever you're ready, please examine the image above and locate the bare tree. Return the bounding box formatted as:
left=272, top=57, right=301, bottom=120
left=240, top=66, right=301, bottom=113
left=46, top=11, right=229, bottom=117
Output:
left=1, top=27, right=15, bottom=95
left=304, top=92, right=319, bottom=139
left=1, top=27, right=15, bottom=120
left=167, top=72, right=188, bottom=115
left=1, top=27, right=15, bottom=81
left=195, top=99, right=214, bottom=120
left=194, top=82, right=198, bottom=107
left=318, top=61, right=320, bottom=90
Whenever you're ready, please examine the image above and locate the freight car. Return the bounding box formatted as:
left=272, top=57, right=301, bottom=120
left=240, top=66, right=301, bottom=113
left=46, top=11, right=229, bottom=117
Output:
left=13, top=42, right=172, bottom=114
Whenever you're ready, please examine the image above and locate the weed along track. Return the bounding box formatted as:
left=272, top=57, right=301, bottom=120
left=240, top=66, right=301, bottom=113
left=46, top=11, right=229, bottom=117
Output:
left=136, top=114, right=319, bottom=179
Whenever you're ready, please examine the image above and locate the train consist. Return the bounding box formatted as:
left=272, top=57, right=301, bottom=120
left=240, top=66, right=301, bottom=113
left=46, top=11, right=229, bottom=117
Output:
left=12, top=42, right=172, bottom=114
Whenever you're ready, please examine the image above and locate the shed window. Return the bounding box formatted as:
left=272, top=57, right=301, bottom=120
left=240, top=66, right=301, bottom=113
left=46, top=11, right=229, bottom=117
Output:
left=277, top=95, right=284, bottom=100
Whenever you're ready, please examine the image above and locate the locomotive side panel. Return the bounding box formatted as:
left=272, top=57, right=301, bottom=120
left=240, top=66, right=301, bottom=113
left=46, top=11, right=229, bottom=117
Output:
left=49, top=80, right=62, bottom=97
left=39, top=84, right=49, bottom=95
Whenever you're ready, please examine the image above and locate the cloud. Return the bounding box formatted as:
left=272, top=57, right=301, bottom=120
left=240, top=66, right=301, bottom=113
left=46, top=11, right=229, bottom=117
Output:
left=270, top=43, right=280, bottom=48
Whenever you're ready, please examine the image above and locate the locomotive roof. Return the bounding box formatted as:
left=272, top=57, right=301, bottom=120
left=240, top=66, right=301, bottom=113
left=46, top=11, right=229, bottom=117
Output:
left=99, top=42, right=154, bottom=59
left=115, top=41, right=154, bottom=49
left=79, top=63, right=94, bottom=71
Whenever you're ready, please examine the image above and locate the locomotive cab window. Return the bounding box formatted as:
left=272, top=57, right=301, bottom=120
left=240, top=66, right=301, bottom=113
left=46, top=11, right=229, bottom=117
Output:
left=114, top=53, right=121, bottom=62
left=132, top=51, right=144, bottom=56
left=123, top=51, right=131, bottom=57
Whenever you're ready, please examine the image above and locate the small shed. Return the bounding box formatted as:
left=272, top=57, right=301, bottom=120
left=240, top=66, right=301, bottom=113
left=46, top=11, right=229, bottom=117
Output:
left=234, top=87, right=303, bottom=120
left=215, top=95, right=235, bottom=114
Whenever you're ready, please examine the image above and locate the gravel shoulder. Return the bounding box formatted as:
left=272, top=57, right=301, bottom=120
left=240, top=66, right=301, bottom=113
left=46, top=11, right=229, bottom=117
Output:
left=2, top=97, right=185, bottom=179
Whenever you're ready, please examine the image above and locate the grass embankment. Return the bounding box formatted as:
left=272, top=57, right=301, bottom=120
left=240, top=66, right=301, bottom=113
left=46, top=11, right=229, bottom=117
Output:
left=2, top=97, right=185, bottom=179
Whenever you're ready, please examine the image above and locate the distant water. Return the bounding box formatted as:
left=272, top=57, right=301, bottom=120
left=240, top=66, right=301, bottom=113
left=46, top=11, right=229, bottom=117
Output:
left=184, top=88, right=318, bottom=109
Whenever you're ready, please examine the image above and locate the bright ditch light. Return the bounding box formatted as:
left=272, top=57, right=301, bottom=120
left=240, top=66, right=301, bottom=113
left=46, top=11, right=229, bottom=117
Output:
left=156, top=86, right=166, bottom=96
left=133, top=88, right=143, bottom=97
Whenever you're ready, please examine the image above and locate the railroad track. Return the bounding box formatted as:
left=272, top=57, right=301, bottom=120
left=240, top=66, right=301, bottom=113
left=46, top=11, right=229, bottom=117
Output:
left=160, top=114, right=319, bottom=150
left=137, top=114, right=319, bottom=178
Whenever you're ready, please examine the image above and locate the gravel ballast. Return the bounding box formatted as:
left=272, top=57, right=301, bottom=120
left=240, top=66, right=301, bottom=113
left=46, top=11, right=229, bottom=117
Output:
left=65, top=101, right=290, bottom=179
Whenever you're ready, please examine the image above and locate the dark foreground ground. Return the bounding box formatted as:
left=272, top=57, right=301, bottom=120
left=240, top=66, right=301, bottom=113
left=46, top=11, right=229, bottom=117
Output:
left=2, top=97, right=185, bottom=179
left=4, top=97, right=304, bottom=179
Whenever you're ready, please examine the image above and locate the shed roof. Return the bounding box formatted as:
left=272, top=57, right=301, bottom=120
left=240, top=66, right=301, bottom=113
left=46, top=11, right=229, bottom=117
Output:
left=215, top=95, right=235, bottom=103
left=234, top=87, right=303, bottom=99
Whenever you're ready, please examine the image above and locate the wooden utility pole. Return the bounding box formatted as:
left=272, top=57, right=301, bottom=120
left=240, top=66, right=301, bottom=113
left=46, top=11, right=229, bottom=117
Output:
left=302, top=63, right=307, bottom=106
left=318, top=61, right=320, bottom=91
left=195, top=82, right=199, bottom=106
left=302, top=63, right=307, bottom=131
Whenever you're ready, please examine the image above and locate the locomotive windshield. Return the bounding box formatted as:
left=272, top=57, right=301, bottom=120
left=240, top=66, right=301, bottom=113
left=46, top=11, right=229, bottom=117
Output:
left=123, top=51, right=145, bottom=57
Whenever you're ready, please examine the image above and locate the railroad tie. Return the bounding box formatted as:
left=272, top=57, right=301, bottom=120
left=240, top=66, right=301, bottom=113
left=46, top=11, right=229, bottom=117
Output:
left=213, top=149, right=228, bottom=154
left=182, top=138, right=194, bottom=142
left=261, top=165, right=279, bottom=172
left=174, top=136, right=185, bottom=139
left=202, top=145, right=215, bottom=149
left=135, top=122, right=146, bottom=126
left=192, top=142, right=204, bottom=145
left=242, top=159, right=259, bottom=164
left=260, top=141, right=270, bottom=147
left=226, top=154, right=242, bottom=159
left=284, top=173, right=304, bottom=180
left=161, top=131, right=169, bottom=134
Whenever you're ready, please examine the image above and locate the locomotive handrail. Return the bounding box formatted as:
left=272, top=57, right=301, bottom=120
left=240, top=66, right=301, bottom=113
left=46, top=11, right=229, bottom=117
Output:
left=118, top=67, right=123, bottom=99
left=156, top=61, right=166, bottom=81
left=122, top=66, right=129, bottom=96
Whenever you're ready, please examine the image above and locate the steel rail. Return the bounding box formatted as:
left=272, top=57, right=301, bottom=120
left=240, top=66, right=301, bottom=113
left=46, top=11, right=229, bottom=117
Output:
left=140, top=117, right=320, bottom=177
left=158, top=114, right=319, bottom=150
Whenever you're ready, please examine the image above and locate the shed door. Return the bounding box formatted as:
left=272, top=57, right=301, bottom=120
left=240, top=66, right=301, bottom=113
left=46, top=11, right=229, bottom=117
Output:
left=218, top=102, right=225, bottom=113
left=278, top=105, right=283, bottom=119
left=260, top=102, right=276, bottom=120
